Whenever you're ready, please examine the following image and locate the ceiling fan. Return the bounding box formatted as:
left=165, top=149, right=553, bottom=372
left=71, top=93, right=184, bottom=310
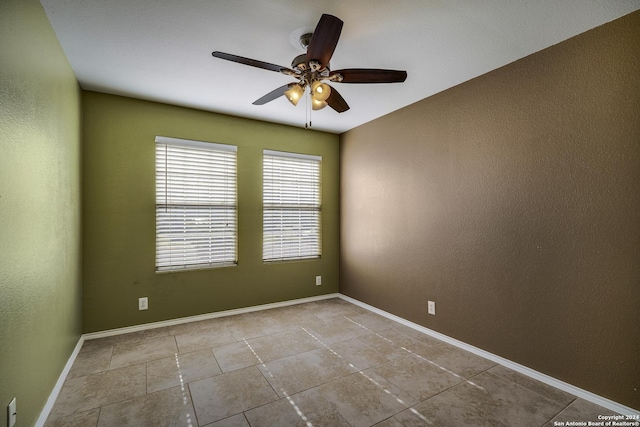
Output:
left=212, top=14, right=407, bottom=113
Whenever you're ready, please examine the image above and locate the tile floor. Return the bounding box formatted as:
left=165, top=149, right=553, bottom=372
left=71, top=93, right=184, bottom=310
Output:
left=45, top=298, right=619, bottom=426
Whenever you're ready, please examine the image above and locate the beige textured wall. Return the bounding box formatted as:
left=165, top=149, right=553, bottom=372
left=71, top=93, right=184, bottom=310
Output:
left=340, top=11, right=640, bottom=409
left=0, top=0, right=82, bottom=426
left=82, top=92, right=340, bottom=333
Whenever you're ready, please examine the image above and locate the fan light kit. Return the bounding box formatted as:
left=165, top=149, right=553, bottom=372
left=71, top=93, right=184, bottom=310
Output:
left=212, top=13, right=407, bottom=122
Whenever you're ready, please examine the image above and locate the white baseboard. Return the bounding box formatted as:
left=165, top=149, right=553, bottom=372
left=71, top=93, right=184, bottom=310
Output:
left=35, top=335, right=85, bottom=427
left=338, top=294, right=639, bottom=416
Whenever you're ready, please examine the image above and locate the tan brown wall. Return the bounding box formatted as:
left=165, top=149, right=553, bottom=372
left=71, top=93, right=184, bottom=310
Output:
left=340, top=11, right=640, bottom=409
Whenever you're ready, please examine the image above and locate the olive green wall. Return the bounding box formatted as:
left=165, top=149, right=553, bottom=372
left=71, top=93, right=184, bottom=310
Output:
left=0, top=0, right=82, bottom=426
left=82, top=91, right=339, bottom=333
left=340, top=11, right=640, bottom=409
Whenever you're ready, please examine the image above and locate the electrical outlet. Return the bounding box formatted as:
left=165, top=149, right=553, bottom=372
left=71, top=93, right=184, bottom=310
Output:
left=7, top=397, right=16, bottom=427
left=428, top=301, right=436, bottom=315
left=315, top=276, right=322, bottom=286
left=139, top=297, right=148, bottom=310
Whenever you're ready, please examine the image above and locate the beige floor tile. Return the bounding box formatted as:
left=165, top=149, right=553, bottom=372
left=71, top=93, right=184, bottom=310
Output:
left=244, top=395, right=352, bottom=427
left=67, top=341, right=113, bottom=378
left=48, top=364, right=146, bottom=419
left=212, top=341, right=260, bottom=372
left=370, top=354, right=465, bottom=401
left=394, top=390, right=507, bottom=427
left=189, top=366, right=278, bottom=425
left=175, top=324, right=236, bottom=354
left=327, top=339, right=391, bottom=370
left=413, top=342, right=496, bottom=378
left=202, top=413, right=251, bottom=427
left=357, top=328, right=439, bottom=360
left=392, top=323, right=449, bottom=346
left=245, top=329, right=323, bottom=360
left=488, top=365, right=576, bottom=406
left=44, top=408, right=100, bottom=427
left=95, top=327, right=175, bottom=347
left=109, top=335, right=178, bottom=369
left=345, top=311, right=402, bottom=332
left=147, top=349, right=222, bottom=393
left=223, top=311, right=288, bottom=340
left=306, top=317, right=372, bottom=344
left=298, top=370, right=418, bottom=427
left=308, top=300, right=366, bottom=322
left=449, top=370, right=565, bottom=427
left=97, top=386, right=195, bottom=427
left=213, top=325, right=322, bottom=373
left=544, top=398, right=619, bottom=426
left=262, top=304, right=327, bottom=330
left=258, top=347, right=357, bottom=397
left=152, top=319, right=209, bottom=337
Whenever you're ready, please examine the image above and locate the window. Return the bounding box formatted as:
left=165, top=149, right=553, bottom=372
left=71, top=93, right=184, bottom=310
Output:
left=263, top=150, right=321, bottom=262
left=155, top=136, right=237, bottom=271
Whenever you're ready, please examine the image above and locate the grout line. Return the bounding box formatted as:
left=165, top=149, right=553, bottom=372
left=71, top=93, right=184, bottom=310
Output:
left=245, top=342, right=280, bottom=398
left=241, top=338, right=314, bottom=426
left=209, top=347, right=224, bottom=375
left=107, top=346, right=114, bottom=372
left=172, top=352, right=195, bottom=427
left=542, top=401, right=579, bottom=427
left=172, top=334, right=179, bottom=355
left=186, top=382, right=201, bottom=427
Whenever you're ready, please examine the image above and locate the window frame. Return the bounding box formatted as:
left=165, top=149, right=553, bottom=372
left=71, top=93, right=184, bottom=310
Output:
left=262, top=149, right=322, bottom=263
left=155, top=136, right=238, bottom=272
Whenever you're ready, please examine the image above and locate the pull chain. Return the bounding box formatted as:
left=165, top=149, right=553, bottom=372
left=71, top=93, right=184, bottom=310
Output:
left=305, top=86, right=312, bottom=129
left=304, top=86, right=313, bottom=129
left=309, top=85, right=312, bottom=128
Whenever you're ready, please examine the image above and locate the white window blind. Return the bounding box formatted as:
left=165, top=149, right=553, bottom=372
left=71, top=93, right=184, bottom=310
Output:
left=155, top=136, right=237, bottom=271
left=263, top=150, right=321, bottom=262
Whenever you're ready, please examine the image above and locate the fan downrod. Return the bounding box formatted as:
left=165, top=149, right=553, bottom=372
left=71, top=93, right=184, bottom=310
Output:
left=299, top=32, right=313, bottom=50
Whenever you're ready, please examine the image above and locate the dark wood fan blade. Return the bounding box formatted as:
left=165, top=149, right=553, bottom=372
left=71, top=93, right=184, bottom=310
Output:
left=331, top=69, right=407, bottom=83
left=212, top=51, right=292, bottom=73
left=306, top=14, right=343, bottom=69
left=326, top=86, right=349, bottom=113
left=252, top=83, right=295, bottom=105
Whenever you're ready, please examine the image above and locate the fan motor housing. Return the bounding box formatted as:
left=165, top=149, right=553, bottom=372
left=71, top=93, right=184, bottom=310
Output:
left=291, top=54, right=309, bottom=71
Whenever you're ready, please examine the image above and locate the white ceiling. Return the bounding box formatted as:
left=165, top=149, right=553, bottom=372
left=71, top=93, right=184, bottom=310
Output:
left=40, top=0, right=640, bottom=134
